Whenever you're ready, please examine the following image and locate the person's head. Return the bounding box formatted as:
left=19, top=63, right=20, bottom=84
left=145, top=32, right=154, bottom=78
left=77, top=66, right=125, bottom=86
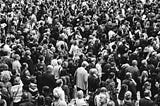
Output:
left=126, top=72, right=132, bottom=79
left=143, top=81, right=151, bottom=90
left=22, top=63, right=28, bottom=70
left=46, top=65, right=53, bottom=73
left=120, top=84, right=128, bottom=92
left=42, top=86, right=50, bottom=95
left=100, top=87, right=107, bottom=93
left=38, top=55, right=45, bottom=62
left=57, top=59, right=63, bottom=65
left=141, top=71, right=148, bottom=78
left=1, top=64, right=9, bottom=71
left=144, top=90, right=152, bottom=97
left=13, top=77, right=21, bottom=85
left=107, top=101, right=115, bottom=106
left=77, top=90, right=84, bottom=99
left=25, top=50, right=31, bottom=56
left=110, top=70, right=116, bottom=77
left=24, top=70, right=31, bottom=77
left=124, top=91, right=132, bottom=100
left=13, top=54, right=20, bottom=60
left=132, top=60, right=138, bottom=66
left=81, top=61, right=89, bottom=68
left=38, top=95, right=45, bottom=105
left=89, top=68, right=97, bottom=76
left=2, top=75, right=10, bottom=83
left=56, top=79, right=63, bottom=87
left=141, top=59, right=147, bottom=66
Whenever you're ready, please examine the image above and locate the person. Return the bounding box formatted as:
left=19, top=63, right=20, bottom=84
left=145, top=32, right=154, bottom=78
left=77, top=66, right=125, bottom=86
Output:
left=139, top=90, right=154, bottom=106
left=10, top=77, right=23, bottom=106
left=74, top=61, right=89, bottom=96
left=122, top=72, right=137, bottom=101
left=52, top=88, right=67, bottom=106
left=12, top=54, right=21, bottom=75
left=53, top=79, right=65, bottom=101
left=118, top=84, right=128, bottom=105
left=88, top=68, right=100, bottom=93
left=94, top=87, right=110, bottom=106
left=41, top=65, right=56, bottom=92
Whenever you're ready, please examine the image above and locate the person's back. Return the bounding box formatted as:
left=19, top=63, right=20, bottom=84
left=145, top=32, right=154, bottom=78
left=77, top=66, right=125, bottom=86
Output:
left=42, top=72, right=56, bottom=91
left=75, top=64, right=88, bottom=91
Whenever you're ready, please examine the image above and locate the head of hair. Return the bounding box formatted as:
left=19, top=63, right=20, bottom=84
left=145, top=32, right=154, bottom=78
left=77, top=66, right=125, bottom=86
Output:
left=107, top=101, right=115, bottom=106
left=37, top=95, right=45, bottom=105
left=144, top=90, right=151, bottom=97
left=42, top=86, right=50, bottom=95
left=77, top=90, right=84, bottom=99
left=132, top=60, right=138, bottom=66
left=124, top=91, right=132, bottom=100
left=126, top=72, right=132, bottom=79
left=56, top=79, right=63, bottom=87
left=109, top=72, right=115, bottom=79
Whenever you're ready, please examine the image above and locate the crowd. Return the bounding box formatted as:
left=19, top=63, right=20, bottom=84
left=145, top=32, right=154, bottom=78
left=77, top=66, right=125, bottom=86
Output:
left=1, top=0, right=160, bottom=106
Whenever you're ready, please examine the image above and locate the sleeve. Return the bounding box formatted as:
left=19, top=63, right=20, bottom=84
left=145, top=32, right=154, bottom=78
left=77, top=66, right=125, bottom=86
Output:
left=84, top=71, right=88, bottom=83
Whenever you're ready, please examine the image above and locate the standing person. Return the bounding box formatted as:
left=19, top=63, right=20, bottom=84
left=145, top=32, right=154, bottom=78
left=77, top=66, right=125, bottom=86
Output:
left=122, top=72, right=137, bottom=101
left=139, top=90, right=154, bottom=106
left=10, top=77, right=23, bottom=106
left=74, top=61, right=89, bottom=96
left=69, top=90, right=88, bottom=106
left=12, top=54, right=21, bottom=75
left=126, top=60, right=140, bottom=85
left=88, top=68, right=100, bottom=93
left=52, top=89, right=67, bottom=106
left=53, top=79, right=65, bottom=102
left=41, top=65, right=56, bottom=92
left=20, top=50, right=34, bottom=75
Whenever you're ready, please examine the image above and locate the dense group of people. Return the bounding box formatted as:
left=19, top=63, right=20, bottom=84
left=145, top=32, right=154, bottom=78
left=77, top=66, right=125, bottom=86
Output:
left=1, top=0, right=160, bottom=106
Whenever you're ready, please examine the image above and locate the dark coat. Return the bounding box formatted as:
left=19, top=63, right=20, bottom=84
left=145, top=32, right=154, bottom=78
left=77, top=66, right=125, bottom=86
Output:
left=139, top=97, right=154, bottom=106
left=19, top=100, right=34, bottom=106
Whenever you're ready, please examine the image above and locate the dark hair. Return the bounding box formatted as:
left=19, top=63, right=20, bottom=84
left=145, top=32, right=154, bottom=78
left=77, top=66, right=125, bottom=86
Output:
left=37, top=95, right=45, bottom=106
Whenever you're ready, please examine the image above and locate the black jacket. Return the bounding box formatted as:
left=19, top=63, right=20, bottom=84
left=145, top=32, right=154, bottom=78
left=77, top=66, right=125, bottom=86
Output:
left=139, top=97, right=154, bottom=106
